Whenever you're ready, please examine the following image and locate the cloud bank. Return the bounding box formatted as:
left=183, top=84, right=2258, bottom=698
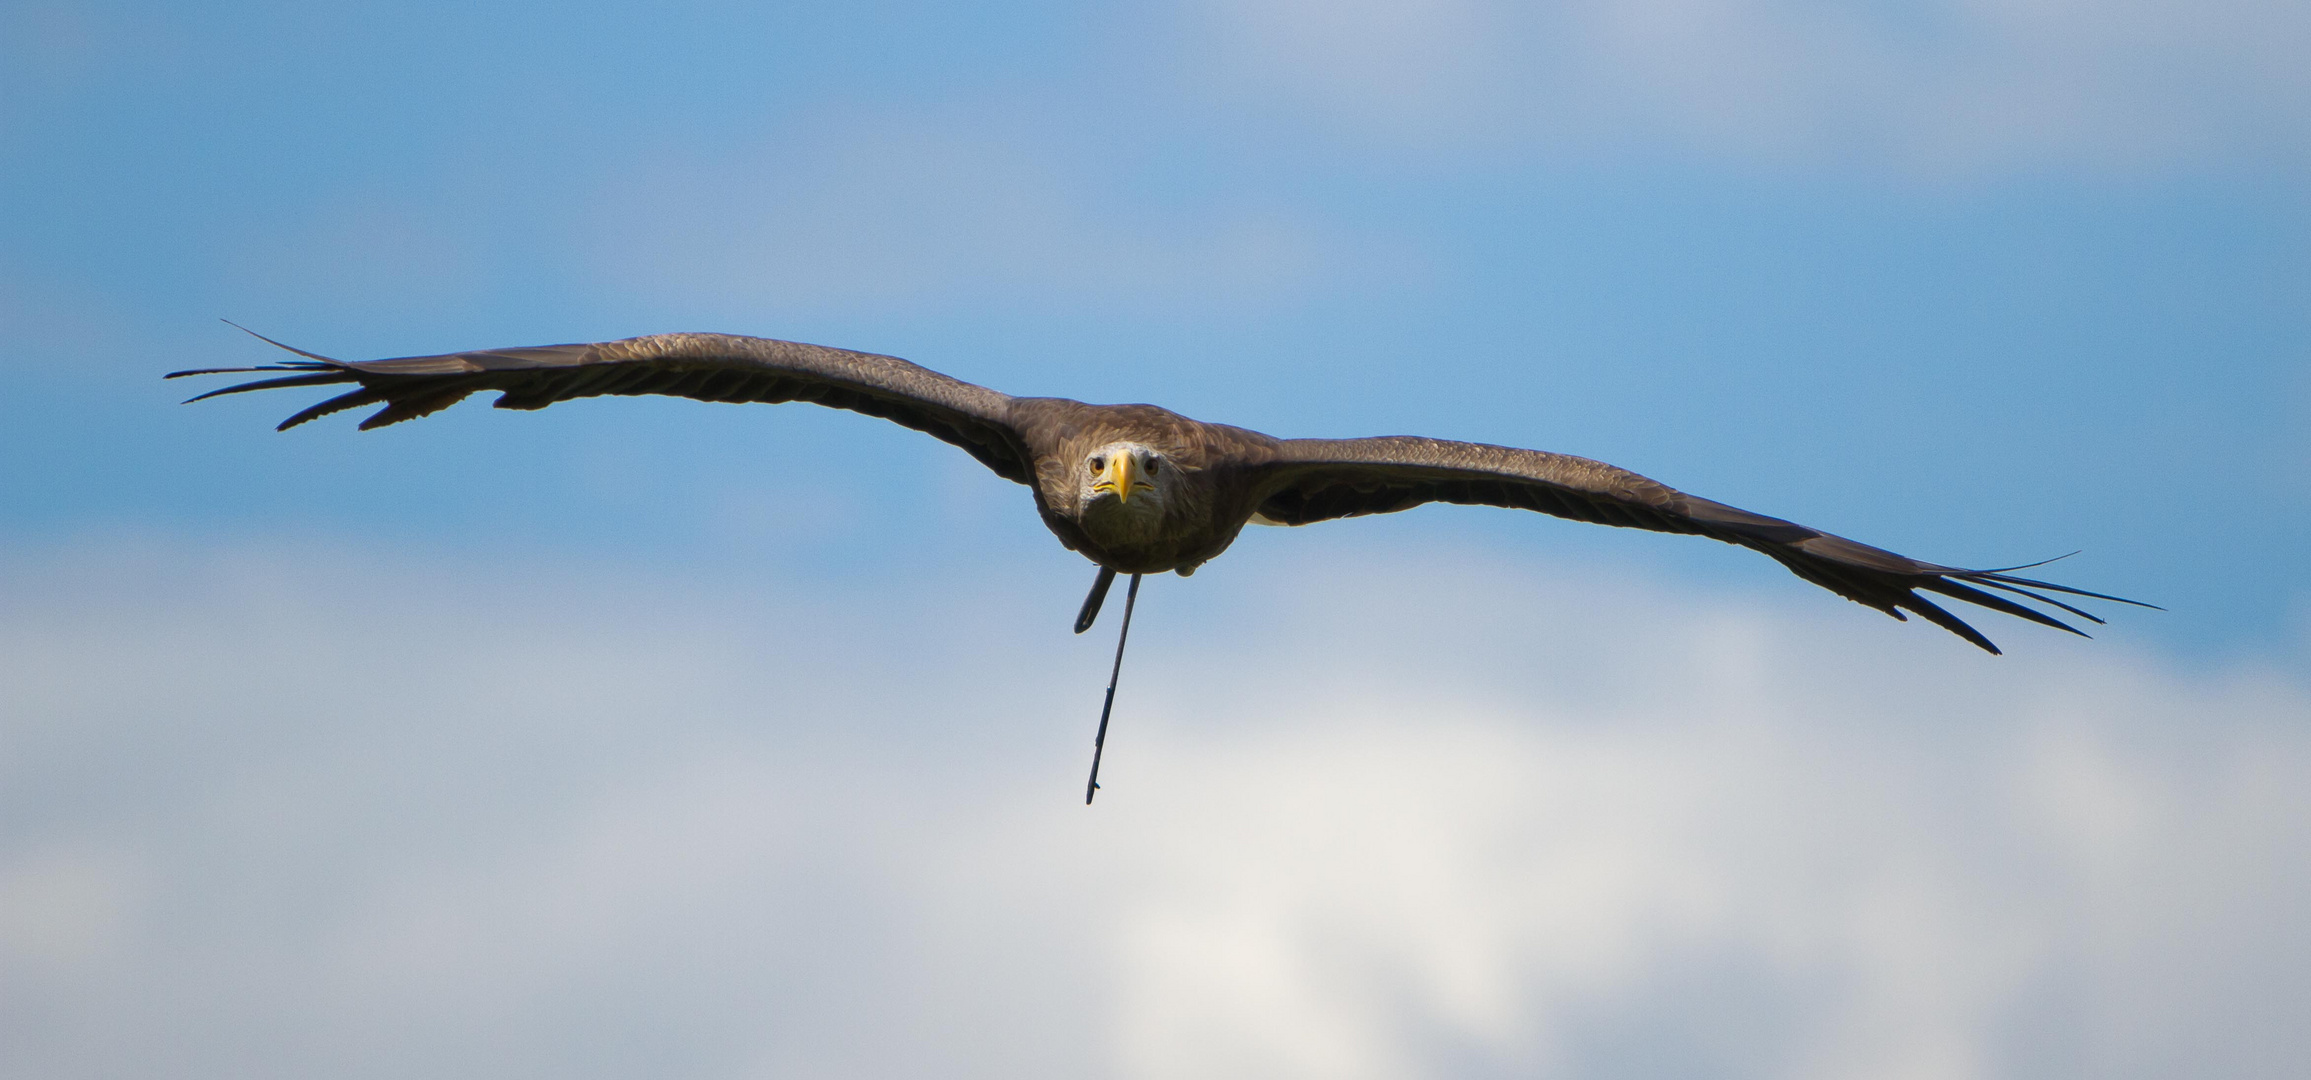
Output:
left=1, top=536, right=2304, bottom=1078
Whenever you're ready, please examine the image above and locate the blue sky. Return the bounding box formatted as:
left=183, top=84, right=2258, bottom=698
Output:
left=3, top=2, right=2308, bottom=1077
left=5, top=0, right=2305, bottom=657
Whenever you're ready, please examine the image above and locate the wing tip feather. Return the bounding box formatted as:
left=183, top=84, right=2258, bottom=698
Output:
left=220, top=319, right=344, bottom=364
left=1899, top=592, right=2004, bottom=654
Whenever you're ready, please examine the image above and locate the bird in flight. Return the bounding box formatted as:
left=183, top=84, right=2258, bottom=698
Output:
left=173, top=329, right=2146, bottom=801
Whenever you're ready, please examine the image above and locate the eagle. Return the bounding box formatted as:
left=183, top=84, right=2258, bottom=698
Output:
left=173, top=329, right=2146, bottom=801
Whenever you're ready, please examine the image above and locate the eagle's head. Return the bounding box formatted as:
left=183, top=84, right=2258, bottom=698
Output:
left=1077, top=442, right=1175, bottom=536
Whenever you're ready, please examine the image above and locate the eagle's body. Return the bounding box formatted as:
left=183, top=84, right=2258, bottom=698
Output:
left=174, top=330, right=2143, bottom=654
left=1016, top=399, right=1269, bottom=574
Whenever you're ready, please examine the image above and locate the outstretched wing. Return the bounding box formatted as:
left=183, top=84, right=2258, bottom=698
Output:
left=170, top=329, right=1036, bottom=483
left=1248, top=435, right=2150, bottom=654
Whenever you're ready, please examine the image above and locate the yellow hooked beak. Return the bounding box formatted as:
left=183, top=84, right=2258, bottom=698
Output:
left=1095, top=453, right=1153, bottom=503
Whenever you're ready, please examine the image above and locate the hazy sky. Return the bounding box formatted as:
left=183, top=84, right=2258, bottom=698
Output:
left=3, top=2, right=2307, bottom=1077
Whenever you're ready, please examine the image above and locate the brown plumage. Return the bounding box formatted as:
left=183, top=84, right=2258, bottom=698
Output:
left=171, top=329, right=2147, bottom=654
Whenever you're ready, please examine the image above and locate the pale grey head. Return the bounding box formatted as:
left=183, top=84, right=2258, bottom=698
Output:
left=1075, top=440, right=1176, bottom=545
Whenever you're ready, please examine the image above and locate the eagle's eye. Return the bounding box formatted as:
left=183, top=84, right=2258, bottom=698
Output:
left=1089, top=456, right=1106, bottom=473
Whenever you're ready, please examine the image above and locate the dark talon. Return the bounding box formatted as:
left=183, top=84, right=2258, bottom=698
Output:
left=1074, top=566, right=1117, bottom=634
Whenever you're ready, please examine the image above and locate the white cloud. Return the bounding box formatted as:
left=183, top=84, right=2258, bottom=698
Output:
left=0, top=535, right=2304, bottom=1077
left=0, top=842, right=142, bottom=972
left=1193, top=0, right=2311, bottom=177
